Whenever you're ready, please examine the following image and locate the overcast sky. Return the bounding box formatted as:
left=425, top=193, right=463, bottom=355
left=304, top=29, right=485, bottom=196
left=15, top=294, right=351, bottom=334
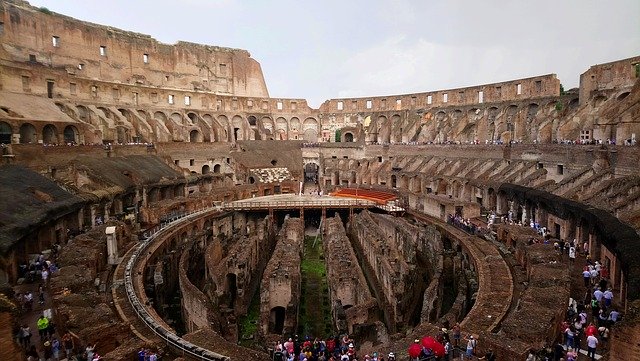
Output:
left=29, top=0, right=640, bottom=108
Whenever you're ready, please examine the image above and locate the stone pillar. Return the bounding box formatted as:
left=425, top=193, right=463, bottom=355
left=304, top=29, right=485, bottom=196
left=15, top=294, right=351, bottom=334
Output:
left=106, top=226, right=118, bottom=264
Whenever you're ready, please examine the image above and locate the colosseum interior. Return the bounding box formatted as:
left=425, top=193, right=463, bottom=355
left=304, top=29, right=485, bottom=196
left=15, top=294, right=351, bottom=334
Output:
left=0, top=1, right=639, bottom=360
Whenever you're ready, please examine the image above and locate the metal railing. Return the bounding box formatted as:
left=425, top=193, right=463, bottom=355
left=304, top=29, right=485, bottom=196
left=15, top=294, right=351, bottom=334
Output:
left=124, top=206, right=231, bottom=361
left=221, top=198, right=376, bottom=211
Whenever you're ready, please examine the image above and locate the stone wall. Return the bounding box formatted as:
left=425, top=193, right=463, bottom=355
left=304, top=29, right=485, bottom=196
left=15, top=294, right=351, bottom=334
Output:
left=259, top=217, right=304, bottom=336
left=322, top=215, right=375, bottom=334
left=0, top=0, right=268, bottom=98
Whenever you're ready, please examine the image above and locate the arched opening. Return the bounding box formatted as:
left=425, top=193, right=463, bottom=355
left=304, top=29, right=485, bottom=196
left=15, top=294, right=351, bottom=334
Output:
left=391, top=174, right=397, bottom=188
left=189, top=129, right=202, bottom=143
left=19, top=123, right=37, bottom=144
left=76, top=105, right=90, bottom=122
left=202, top=165, right=210, bottom=174
left=269, top=306, right=286, bottom=334
left=63, top=125, right=79, bottom=144
left=226, top=273, right=237, bottom=309
left=593, top=95, right=608, bottom=107
left=171, top=113, right=183, bottom=125
left=248, top=176, right=255, bottom=184
left=343, top=132, right=354, bottom=142
left=568, top=98, right=579, bottom=109
left=304, top=163, right=318, bottom=183
left=303, top=129, right=317, bottom=142
left=234, top=128, right=240, bottom=141
left=116, top=126, right=129, bottom=144
left=213, top=164, right=222, bottom=174
left=248, top=115, right=257, bottom=126
left=42, top=124, right=58, bottom=144
left=617, top=92, right=630, bottom=101
left=187, top=113, right=198, bottom=124
left=0, top=122, right=12, bottom=144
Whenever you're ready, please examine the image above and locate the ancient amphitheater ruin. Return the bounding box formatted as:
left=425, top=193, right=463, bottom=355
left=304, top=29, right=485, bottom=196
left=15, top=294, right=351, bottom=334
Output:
left=0, top=1, right=639, bottom=360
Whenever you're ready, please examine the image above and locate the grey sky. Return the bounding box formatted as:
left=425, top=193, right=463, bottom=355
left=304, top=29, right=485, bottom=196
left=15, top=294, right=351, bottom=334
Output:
left=29, top=0, right=640, bottom=108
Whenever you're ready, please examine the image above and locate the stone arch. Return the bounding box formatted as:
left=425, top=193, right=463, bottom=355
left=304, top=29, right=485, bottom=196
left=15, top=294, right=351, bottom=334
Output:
left=76, top=105, right=90, bottom=122
left=154, top=111, right=168, bottom=122
left=116, top=126, right=130, bottom=144
left=216, top=115, right=230, bottom=142
left=568, top=98, right=579, bottom=109
left=19, top=123, right=37, bottom=144
left=303, top=129, right=317, bottom=142
left=275, top=117, right=288, bottom=140
left=0, top=121, right=12, bottom=144
left=232, top=115, right=247, bottom=141
left=617, top=92, right=630, bottom=101
left=187, top=112, right=198, bottom=124
left=248, top=115, right=257, bottom=126
left=390, top=114, right=402, bottom=142
left=202, top=164, right=210, bottom=174
left=269, top=306, right=286, bottom=334
left=213, top=164, right=222, bottom=174
left=378, top=115, right=391, bottom=143
left=261, top=116, right=274, bottom=133
left=343, top=132, right=354, bottom=142
left=190, top=129, right=202, bottom=143
left=42, top=124, right=58, bottom=144
left=171, top=112, right=183, bottom=125
left=593, top=95, right=608, bottom=107
left=63, top=125, right=79, bottom=144
left=289, top=117, right=300, bottom=139
left=202, top=114, right=214, bottom=125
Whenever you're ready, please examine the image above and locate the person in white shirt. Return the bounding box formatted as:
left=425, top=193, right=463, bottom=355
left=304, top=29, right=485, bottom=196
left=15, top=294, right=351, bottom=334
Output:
left=586, top=334, right=598, bottom=361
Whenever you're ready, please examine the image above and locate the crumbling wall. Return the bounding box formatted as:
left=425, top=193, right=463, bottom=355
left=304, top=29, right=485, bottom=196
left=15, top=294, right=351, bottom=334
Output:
left=323, top=215, right=376, bottom=334
left=259, top=217, right=303, bottom=335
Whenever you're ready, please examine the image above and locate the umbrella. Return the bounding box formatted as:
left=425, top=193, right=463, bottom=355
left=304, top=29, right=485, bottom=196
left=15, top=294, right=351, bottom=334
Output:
left=408, top=343, right=423, bottom=358
left=421, top=336, right=446, bottom=357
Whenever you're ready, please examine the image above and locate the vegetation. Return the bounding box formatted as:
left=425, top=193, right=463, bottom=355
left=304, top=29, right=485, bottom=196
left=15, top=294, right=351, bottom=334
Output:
left=559, top=83, right=565, bottom=95
left=38, top=7, right=52, bottom=15
left=298, top=236, right=333, bottom=337
left=334, top=129, right=341, bottom=142
left=238, top=288, right=261, bottom=347
left=555, top=101, right=564, bottom=112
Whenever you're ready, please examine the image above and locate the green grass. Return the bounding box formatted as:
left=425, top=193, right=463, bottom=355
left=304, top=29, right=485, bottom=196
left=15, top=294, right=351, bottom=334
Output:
left=297, top=236, right=334, bottom=338
left=238, top=288, right=261, bottom=346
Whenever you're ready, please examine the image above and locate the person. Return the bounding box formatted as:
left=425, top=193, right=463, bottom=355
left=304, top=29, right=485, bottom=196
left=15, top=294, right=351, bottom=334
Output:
left=86, top=343, right=96, bottom=361
left=553, top=341, right=565, bottom=361
left=26, top=345, right=39, bottom=361
left=586, top=333, right=598, bottom=361
left=598, top=325, right=610, bottom=348
left=138, top=347, right=146, bottom=361
left=452, top=323, right=461, bottom=347
left=20, top=324, right=32, bottom=348
left=387, top=352, right=395, bottom=361
left=465, top=335, right=476, bottom=358
left=583, top=268, right=591, bottom=287
left=37, top=314, right=49, bottom=339
left=444, top=341, right=452, bottom=361
left=63, top=332, right=75, bottom=359
left=52, top=337, right=61, bottom=360
left=569, top=246, right=576, bottom=263
left=43, top=340, right=53, bottom=360
left=603, top=288, right=613, bottom=308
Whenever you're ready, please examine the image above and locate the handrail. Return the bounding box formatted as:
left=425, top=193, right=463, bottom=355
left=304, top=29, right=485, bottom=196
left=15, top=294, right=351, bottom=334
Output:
left=124, top=206, right=231, bottom=361
left=221, top=199, right=376, bottom=210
